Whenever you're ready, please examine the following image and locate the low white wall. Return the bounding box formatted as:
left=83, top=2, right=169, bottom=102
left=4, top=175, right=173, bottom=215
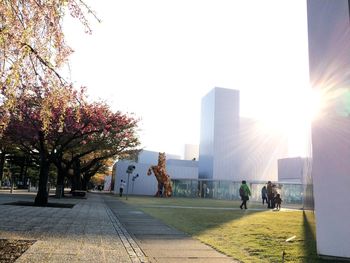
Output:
left=114, top=161, right=158, bottom=196
left=114, top=160, right=199, bottom=196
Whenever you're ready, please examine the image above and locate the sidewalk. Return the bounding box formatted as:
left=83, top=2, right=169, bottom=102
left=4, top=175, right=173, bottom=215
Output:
left=0, top=192, right=141, bottom=262
left=103, top=195, right=237, bottom=263
left=0, top=191, right=237, bottom=263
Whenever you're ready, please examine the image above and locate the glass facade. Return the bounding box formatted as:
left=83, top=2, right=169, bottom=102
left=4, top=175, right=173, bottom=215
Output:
left=171, top=179, right=305, bottom=207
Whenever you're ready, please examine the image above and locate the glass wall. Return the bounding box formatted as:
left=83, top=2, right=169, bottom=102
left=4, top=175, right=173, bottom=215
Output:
left=172, top=179, right=304, bottom=206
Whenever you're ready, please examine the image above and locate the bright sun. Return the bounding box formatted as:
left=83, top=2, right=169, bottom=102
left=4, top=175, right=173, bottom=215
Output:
left=255, top=88, right=324, bottom=157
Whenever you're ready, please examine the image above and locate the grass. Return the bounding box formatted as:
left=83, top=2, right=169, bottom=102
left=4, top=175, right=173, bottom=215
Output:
left=120, top=196, right=341, bottom=263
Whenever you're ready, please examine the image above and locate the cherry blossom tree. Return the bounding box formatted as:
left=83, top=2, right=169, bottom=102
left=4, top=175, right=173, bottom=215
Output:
left=6, top=85, right=82, bottom=204
left=7, top=85, right=140, bottom=205
left=52, top=101, right=140, bottom=195
left=0, top=0, right=97, bottom=132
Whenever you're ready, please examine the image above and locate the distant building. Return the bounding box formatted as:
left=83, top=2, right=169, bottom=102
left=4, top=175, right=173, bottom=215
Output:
left=103, top=175, right=112, bottom=191
left=199, top=87, right=240, bottom=180
left=240, top=118, right=288, bottom=182
left=113, top=150, right=198, bottom=196
left=278, top=157, right=310, bottom=183
left=184, top=144, right=199, bottom=161
left=137, top=150, right=181, bottom=164
left=198, top=87, right=288, bottom=182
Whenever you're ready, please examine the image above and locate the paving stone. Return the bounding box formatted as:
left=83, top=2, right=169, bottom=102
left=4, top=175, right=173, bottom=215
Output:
left=0, top=192, right=135, bottom=263
left=154, top=258, right=238, bottom=263
left=15, top=252, right=51, bottom=263
left=103, top=194, right=237, bottom=263
left=1, top=191, right=239, bottom=263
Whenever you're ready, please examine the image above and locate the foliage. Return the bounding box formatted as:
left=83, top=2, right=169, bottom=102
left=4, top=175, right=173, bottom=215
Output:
left=90, top=173, right=105, bottom=186
left=6, top=83, right=140, bottom=190
left=0, top=0, right=96, bottom=132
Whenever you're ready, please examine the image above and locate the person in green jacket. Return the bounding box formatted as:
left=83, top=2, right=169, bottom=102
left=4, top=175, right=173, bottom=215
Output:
left=239, top=180, right=251, bottom=209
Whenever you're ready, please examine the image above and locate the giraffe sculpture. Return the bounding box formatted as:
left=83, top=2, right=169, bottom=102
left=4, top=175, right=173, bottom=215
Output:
left=147, top=152, right=173, bottom=197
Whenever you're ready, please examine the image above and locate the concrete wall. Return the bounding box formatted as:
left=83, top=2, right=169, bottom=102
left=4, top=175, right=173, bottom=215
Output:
left=312, top=117, right=350, bottom=258
left=167, top=159, right=198, bottom=180
left=114, top=161, right=157, bottom=196
left=137, top=150, right=181, bottom=164
left=307, top=0, right=350, bottom=258
left=113, top=159, right=199, bottom=196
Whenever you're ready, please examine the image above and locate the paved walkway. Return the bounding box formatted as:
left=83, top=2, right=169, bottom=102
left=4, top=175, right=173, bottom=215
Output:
left=104, top=195, right=237, bottom=263
left=0, top=191, right=237, bottom=263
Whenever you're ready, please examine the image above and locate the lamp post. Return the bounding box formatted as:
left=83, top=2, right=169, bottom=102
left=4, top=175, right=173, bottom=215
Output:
left=125, top=165, right=135, bottom=200
left=131, top=173, right=139, bottom=195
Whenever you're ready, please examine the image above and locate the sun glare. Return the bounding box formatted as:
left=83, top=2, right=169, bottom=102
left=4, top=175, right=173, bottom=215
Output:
left=253, top=87, right=325, bottom=157
left=257, top=88, right=323, bottom=130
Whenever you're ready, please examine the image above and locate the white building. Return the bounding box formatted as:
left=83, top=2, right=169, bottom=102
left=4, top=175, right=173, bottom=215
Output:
left=103, top=175, right=112, bottom=191
left=240, top=118, right=288, bottom=182
left=307, top=0, right=350, bottom=259
left=137, top=150, right=181, bottom=164
left=199, top=87, right=240, bottom=180
left=184, top=144, right=199, bottom=161
left=113, top=150, right=198, bottom=196
left=198, top=88, right=288, bottom=182
left=277, top=157, right=310, bottom=184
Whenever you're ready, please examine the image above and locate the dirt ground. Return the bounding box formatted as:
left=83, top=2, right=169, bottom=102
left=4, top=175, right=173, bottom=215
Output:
left=0, top=239, right=35, bottom=263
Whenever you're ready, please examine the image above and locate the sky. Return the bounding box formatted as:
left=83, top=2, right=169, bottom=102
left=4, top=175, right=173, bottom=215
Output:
left=63, top=0, right=311, bottom=158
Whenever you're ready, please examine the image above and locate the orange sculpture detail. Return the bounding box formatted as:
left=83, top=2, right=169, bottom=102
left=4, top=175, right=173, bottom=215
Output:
left=147, top=152, right=172, bottom=197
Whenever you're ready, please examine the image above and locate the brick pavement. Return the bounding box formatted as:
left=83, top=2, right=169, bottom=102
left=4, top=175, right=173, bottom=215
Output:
left=0, top=192, right=147, bottom=263
left=0, top=191, right=237, bottom=263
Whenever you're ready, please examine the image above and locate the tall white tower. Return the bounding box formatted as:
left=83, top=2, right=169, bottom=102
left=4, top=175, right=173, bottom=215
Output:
left=199, top=87, right=240, bottom=180
left=308, top=0, right=350, bottom=259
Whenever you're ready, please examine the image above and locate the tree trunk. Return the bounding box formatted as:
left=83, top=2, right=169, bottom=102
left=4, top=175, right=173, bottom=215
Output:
left=55, top=160, right=68, bottom=198
left=34, top=158, right=50, bottom=206
left=71, top=172, right=82, bottom=191
left=56, top=168, right=65, bottom=198
left=71, top=159, right=82, bottom=191
left=19, top=157, right=25, bottom=186
left=81, top=175, right=88, bottom=191
left=34, top=131, right=50, bottom=206
left=0, top=151, right=5, bottom=183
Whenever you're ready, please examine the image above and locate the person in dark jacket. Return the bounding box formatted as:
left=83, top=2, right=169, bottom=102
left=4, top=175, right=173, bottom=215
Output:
left=261, top=186, right=268, bottom=205
left=267, top=181, right=273, bottom=208
left=239, top=180, right=251, bottom=209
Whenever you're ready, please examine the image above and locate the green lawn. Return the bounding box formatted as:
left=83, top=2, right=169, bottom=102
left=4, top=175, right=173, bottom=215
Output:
left=120, top=196, right=339, bottom=263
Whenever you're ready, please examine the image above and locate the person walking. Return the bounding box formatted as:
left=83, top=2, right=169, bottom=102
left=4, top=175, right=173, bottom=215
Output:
left=261, top=186, right=268, bottom=205
left=267, top=181, right=273, bottom=208
left=119, top=180, right=126, bottom=197
left=274, top=193, right=282, bottom=210
left=239, top=180, right=251, bottom=209
left=271, top=184, right=278, bottom=209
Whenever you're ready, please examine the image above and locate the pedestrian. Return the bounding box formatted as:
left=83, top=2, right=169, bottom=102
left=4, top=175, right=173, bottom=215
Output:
left=239, top=180, right=251, bottom=209
left=271, top=184, right=278, bottom=209
left=267, top=181, right=273, bottom=208
left=261, top=186, right=268, bottom=205
left=119, top=180, right=126, bottom=197
left=274, top=193, right=282, bottom=210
